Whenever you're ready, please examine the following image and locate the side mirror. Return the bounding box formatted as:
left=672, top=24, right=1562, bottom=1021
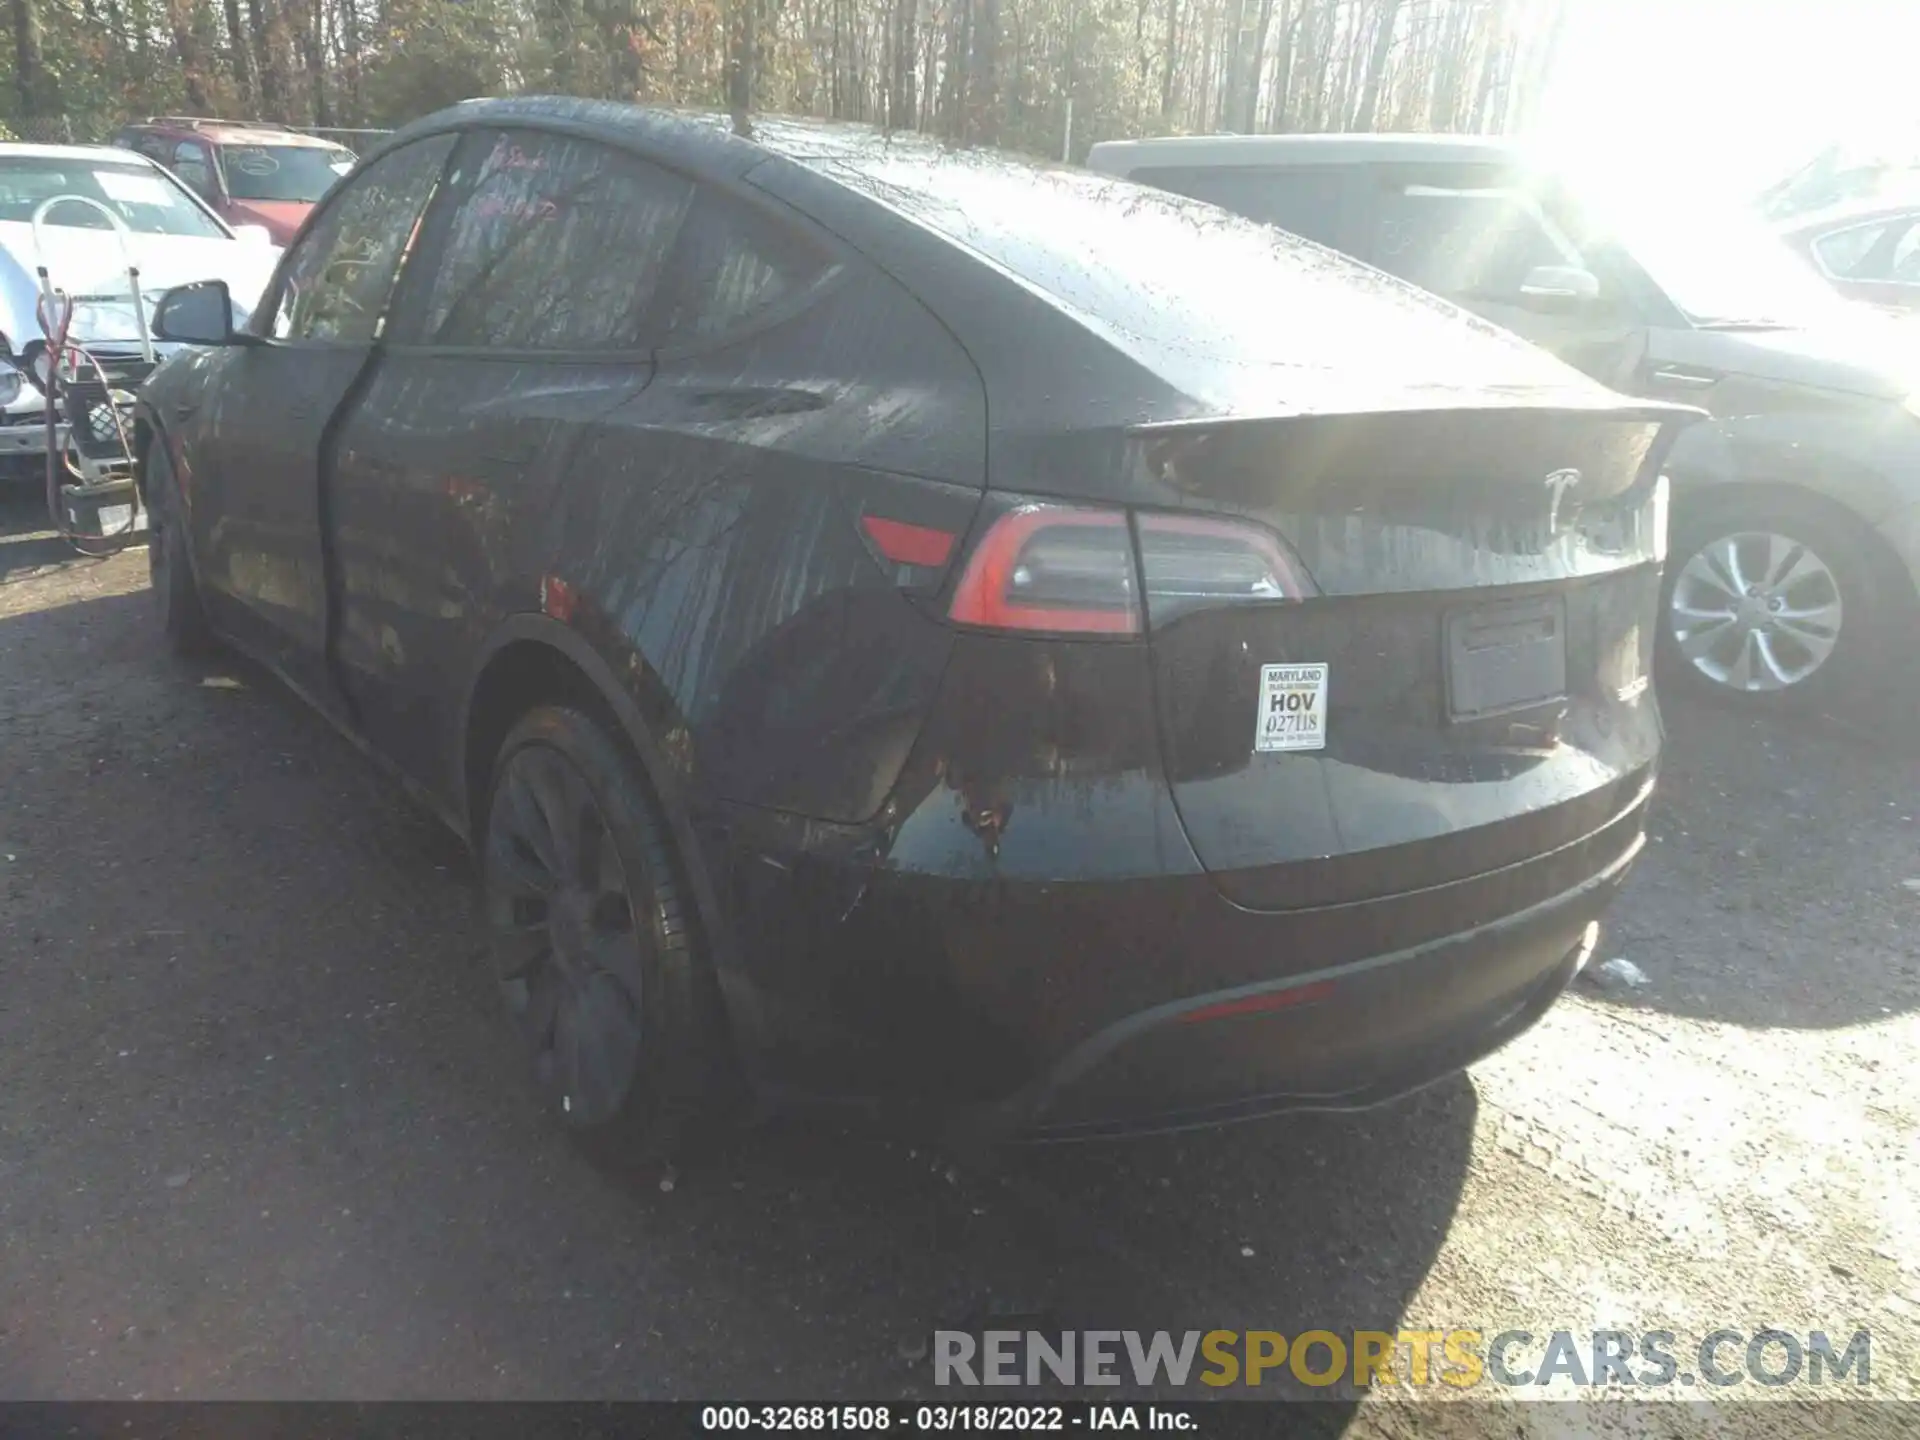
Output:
left=153, top=279, right=244, bottom=346
left=1518, top=264, right=1602, bottom=311
left=234, top=223, right=273, bottom=246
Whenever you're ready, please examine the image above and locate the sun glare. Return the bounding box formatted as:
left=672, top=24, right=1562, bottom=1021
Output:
left=1535, top=0, right=1920, bottom=203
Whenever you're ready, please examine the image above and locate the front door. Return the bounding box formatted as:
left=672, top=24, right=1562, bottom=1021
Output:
left=324, top=126, right=693, bottom=798
left=1361, top=167, right=1653, bottom=393
left=187, top=133, right=457, bottom=704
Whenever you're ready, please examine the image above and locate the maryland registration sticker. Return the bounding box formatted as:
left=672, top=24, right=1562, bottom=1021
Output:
left=1254, top=663, right=1329, bottom=753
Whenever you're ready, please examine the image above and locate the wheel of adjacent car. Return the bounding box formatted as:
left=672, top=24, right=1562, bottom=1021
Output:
left=1658, top=490, right=1884, bottom=710
left=144, top=442, right=216, bottom=656
left=481, top=704, right=725, bottom=1155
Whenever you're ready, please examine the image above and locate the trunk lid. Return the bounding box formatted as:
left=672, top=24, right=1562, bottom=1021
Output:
left=1140, top=404, right=1683, bottom=911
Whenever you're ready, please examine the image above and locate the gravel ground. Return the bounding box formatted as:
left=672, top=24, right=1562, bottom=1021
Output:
left=2, top=496, right=1917, bottom=1436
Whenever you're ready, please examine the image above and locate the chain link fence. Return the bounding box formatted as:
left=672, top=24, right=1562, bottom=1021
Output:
left=5, top=116, right=96, bottom=144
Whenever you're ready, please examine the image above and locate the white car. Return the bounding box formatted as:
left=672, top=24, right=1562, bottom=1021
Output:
left=0, top=142, right=282, bottom=478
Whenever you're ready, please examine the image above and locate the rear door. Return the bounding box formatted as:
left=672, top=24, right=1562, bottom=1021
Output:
left=324, top=127, right=694, bottom=799
left=187, top=133, right=455, bottom=702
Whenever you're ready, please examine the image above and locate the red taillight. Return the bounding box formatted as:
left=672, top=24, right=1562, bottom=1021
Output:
left=861, top=514, right=957, bottom=569
left=944, top=501, right=1312, bottom=636
left=947, top=505, right=1141, bottom=636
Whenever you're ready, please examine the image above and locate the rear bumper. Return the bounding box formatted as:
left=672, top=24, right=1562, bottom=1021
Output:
left=724, top=767, right=1651, bottom=1138
left=972, top=845, right=1624, bottom=1143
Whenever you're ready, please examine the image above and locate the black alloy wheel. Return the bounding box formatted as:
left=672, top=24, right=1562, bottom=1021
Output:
left=482, top=705, right=723, bottom=1151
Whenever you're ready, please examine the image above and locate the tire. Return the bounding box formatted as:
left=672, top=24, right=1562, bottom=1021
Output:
left=1658, top=489, right=1893, bottom=712
left=144, top=442, right=216, bottom=657
left=480, top=704, right=726, bottom=1157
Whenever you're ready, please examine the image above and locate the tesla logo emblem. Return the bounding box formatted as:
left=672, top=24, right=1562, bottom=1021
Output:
left=1543, top=468, right=1582, bottom=535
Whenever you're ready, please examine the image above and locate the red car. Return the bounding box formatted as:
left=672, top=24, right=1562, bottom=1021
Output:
left=1778, top=199, right=1920, bottom=315
left=110, top=117, right=355, bottom=245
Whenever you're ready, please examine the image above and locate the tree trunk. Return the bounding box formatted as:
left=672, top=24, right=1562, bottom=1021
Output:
left=1468, top=2, right=1504, bottom=132
left=1429, top=0, right=1471, bottom=129
left=725, top=0, right=754, bottom=134
left=336, top=0, right=361, bottom=116
left=307, top=0, right=331, bottom=125
left=1194, top=0, right=1213, bottom=132
left=9, top=0, right=55, bottom=118
left=1158, top=0, right=1178, bottom=119
left=1214, top=0, right=1243, bottom=130
left=172, top=0, right=215, bottom=111
left=1350, top=0, right=1402, bottom=131
left=887, top=0, right=916, bottom=128
left=1265, top=0, right=1297, bottom=130
left=1239, top=0, right=1274, bottom=131
left=967, top=0, right=998, bottom=143
left=222, top=0, right=254, bottom=105
left=247, top=0, right=283, bottom=117
left=1298, top=0, right=1330, bottom=131
left=937, top=0, right=968, bottom=139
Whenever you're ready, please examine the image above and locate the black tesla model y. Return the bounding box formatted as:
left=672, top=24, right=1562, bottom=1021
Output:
left=137, top=97, right=1693, bottom=1148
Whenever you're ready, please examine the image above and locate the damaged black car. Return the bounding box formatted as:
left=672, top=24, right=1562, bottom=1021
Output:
left=136, top=97, right=1694, bottom=1148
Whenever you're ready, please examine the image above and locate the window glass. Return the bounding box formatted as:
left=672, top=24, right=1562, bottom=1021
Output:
left=1368, top=184, right=1587, bottom=301
left=421, top=131, right=693, bottom=350
left=1891, top=222, right=1920, bottom=283
left=269, top=135, right=455, bottom=344
left=799, top=150, right=1487, bottom=388
left=171, top=141, right=215, bottom=198
left=1134, top=166, right=1350, bottom=247
left=1812, top=221, right=1891, bottom=277
left=222, top=143, right=356, bottom=203
left=657, top=190, right=834, bottom=346
left=0, top=155, right=226, bottom=237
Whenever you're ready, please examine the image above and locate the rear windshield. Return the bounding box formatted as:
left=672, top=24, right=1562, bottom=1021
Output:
left=220, top=143, right=355, bottom=203
left=800, top=149, right=1582, bottom=405
left=0, top=156, right=228, bottom=237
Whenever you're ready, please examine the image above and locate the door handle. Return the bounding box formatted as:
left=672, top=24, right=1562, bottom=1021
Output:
left=172, top=402, right=197, bottom=420
left=1648, top=365, right=1718, bottom=390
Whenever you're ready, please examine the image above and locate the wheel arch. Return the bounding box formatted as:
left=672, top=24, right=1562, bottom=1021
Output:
left=130, top=404, right=159, bottom=501
left=1669, top=476, right=1920, bottom=615
left=458, top=616, right=749, bottom=1034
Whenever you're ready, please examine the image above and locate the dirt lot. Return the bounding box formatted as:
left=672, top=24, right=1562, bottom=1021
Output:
left=2, top=495, right=1918, bottom=1434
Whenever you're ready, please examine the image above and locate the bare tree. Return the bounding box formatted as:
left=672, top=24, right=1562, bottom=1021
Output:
left=1350, top=0, right=1401, bottom=130
left=726, top=0, right=755, bottom=133
left=9, top=0, right=56, bottom=119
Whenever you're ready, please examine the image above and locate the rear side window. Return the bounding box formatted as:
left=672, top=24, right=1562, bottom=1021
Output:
left=420, top=130, right=693, bottom=350
left=1812, top=221, right=1893, bottom=277
left=1131, top=165, right=1353, bottom=249
left=171, top=140, right=216, bottom=198
left=1814, top=215, right=1920, bottom=282
left=656, top=189, right=836, bottom=347
left=1896, top=223, right=1920, bottom=282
